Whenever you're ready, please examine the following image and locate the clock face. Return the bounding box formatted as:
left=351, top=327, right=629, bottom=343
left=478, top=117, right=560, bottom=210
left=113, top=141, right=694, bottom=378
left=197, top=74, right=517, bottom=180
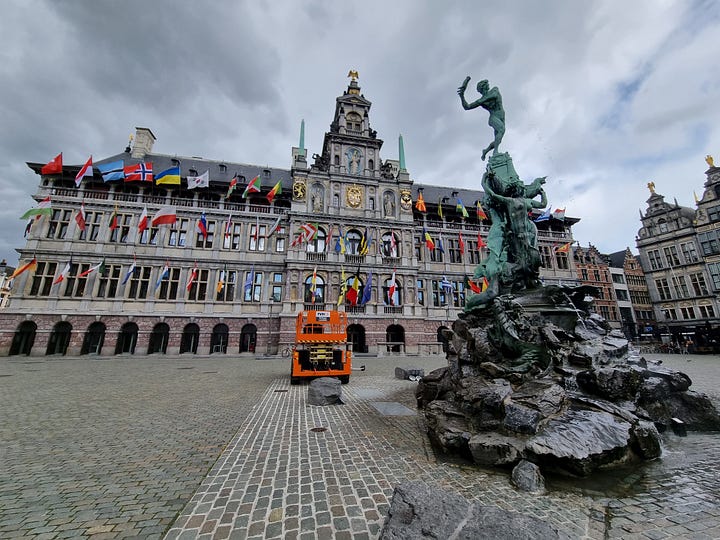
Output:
left=293, top=181, right=306, bottom=200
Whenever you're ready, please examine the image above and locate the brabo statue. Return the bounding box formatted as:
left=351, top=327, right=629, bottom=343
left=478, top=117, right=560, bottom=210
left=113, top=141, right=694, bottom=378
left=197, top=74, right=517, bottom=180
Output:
left=458, top=77, right=505, bottom=161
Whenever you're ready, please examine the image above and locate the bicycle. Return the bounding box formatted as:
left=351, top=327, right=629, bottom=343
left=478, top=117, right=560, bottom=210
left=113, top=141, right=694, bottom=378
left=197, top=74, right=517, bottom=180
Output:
left=281, top=346, right=293, bottom=357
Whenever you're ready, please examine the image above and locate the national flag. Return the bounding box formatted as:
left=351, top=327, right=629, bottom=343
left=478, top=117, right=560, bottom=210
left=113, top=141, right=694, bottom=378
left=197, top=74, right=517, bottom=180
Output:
left=456, top=198, right=469, bottom=218
left=266, top=180, right=282, bottom=203
left=533, top=207, right=552, bottom=223
left=121, top=257, right=137, bottom=285
left=124, top=162, right=153, bottom=182
left=310, top=266, right=318, bottom=303
left=41, top=153, right=63, bottom=175
left=554, top=241, right=573, bottom=253
left=326, top=225, right=334, bottom=253
left=20, top=197, right=52, bottom=220
left=459, top=232, right=466, bottom=255
left=225, top=175, right=238, bottom=198
left=187, top=170, right=209, bottom=189
left=242, top=175, right=262, bottom=198
left=477, top=232, right=486, bottom=248
left=465, top=275, right=482, bottom=294
left=300, top=222, right=318, bottom=242
left=151, top=206, right=177, bottom=227
left=415, top=191, right=427, bottom=213
left=138, top=206, right=149, bottom=234
left=23, top=218, right=33, bottom=237
left=244, top=266, right=255, bottom=295
left=387, top=269, right=396, bottom=305
left=438, top=198, right=444, bottom=219
left=423, top=228, right=435, bottom=250
left=476, top=201, right=487, bottom=220
left=52, top=261, right=71, bottom=286
left=552, top=208, right=566, bottom=220
left=335, top=227, right=345, bottom=254
left=156, top=166, right=182, bottom=186
left=155, top=262, right=170, bottom=290
left=197, top=212, right=208, bottom=239
left=440, top=276, right=454, bottom=300
left=75, top=201, right=87, bottom=232
left=346, top=271, right=360, bottom=306
left=361, top=270, right=373, bottom=305
left=9, top=258, right=37, bottom=280
left=359, top=229, right=369, bottom=256
left=75, top=156, right=93, bottom=187
left=337, top=267, right=348, bottom=306
left=389, top=230, right=398, bottom=256
left=217, top=265, right=227, bottom=294
left=481, top=276, right=490, bottom=292
left=224, top=214, right=233, bottom=239
left=290, top=232, right=304, bottom=248
left=186, top=262, right=198, bottom=291
left=266, top=214, right=282, bottom=238
left=253, top=215, right=260, bottom=242
left=97, top=160, right=125, bottom=182
left=78, top=259, right=106, bottom=278
left=109, top=205, right=119, bottom=230
left=437, top=234, right=445, bottom=253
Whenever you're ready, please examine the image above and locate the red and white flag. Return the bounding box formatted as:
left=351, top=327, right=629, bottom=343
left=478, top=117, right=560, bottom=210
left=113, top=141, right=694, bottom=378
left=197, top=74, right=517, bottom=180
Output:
left=75, top=156, right=93, bottom=187
left=75, top=201, right=87, bottom=232
left=138, top=206, right=149, bottom=234
left=124, top=162, right=153, bottom=182
left=53, top=261, right=71, bottom=286
left=186, top=263, right=198, bottom=291
left=151, top=206, right=177, bottom=227
left=224, top=214, right=233, bottom=239
left=388, top=269, right=397, bottom=306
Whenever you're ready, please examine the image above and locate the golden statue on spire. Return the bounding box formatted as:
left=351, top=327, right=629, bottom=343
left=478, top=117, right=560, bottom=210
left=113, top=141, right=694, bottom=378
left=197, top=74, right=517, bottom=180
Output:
left=347, top=70, right=359, bottom=82
left=707, top=155, right=715, bottom=168
left=647, top=181, right=655, bottom=194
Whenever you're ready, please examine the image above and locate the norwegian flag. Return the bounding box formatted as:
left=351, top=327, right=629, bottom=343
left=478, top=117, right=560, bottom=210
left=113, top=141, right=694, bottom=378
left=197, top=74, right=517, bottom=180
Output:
left=124, top=162, right=153, bottom=182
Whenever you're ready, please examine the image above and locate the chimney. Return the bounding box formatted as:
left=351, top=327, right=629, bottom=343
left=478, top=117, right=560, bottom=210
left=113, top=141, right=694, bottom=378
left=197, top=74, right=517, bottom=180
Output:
left=131, top=127, right=156, bottom=158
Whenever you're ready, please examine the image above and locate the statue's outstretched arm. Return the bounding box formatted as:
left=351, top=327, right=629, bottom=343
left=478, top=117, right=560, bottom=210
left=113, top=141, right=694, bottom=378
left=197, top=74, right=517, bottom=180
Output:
left=529, top=190, right=547, bottom=209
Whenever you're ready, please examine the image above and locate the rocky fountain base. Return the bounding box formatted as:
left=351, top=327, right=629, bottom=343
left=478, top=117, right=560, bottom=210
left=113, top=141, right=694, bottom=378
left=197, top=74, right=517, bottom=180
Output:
left=416, top=285, right=720, bottom=481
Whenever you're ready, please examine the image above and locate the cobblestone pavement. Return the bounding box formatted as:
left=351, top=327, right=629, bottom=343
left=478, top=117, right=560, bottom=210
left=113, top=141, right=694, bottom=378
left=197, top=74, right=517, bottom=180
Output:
left=2, top=353, right=720, bottom=539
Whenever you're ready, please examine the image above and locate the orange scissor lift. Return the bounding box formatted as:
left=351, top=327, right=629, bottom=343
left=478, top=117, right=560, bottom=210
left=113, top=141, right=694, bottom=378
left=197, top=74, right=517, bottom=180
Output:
left=290, top=310, right=352, bottom=385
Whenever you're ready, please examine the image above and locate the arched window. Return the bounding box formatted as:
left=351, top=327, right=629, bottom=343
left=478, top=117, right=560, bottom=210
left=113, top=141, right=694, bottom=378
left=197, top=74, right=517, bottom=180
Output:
left=180, top=323, right=200, bottom=354
left=81, top=322, right=106, bottom=355
left=342, top=274, right=365, bottom=306
left=9, top=321, right=37, bottom=356
left=210, top=324, right=229, bottom=354
left=115, top=322, right=138, bottom=354
left=334, top=155, right=340, bottom=166
left=381, top=231, right=400, bottom=257
left=346, top=112, right=362, bottom=131
left=46, top=321, right=72, bottom=355
left=240, top=324, right=256, bottom=353
left=147, top=323, right=170, bottom=354
left=333, top=194, right=340, bottom=207
left=347, top=324, right=366, bottom=353
left=306, top=228, right=327, bottom=253
left=368, top=159, right=374, bottom=171
left=386, top=324, right=405, bottom=353
left=345, top=229, right=362, bottom=255
left=304, top=274, right=326, bottom=304
left=383, top=276, right=402, bottom=306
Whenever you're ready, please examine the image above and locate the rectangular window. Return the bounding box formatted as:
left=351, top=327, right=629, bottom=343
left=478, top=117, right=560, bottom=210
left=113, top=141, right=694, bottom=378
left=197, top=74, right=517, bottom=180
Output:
left=168, top=218, right=189, bottom=247
left=680, top=242, right=698, bottom=263
left=708, top=205, right=720, bottom=222
left=599, top=305, right=610, bottom=320
left=139, top=226, right=160, bottom=245
left=96, top=265, right=122, bottom=298
left=223, top=223, right=242, bottom=250
left=430, top=246, right=444, bottom=263
left=671, top=276, right=689, bottom=298
left=249, top=224, right=267, bottom=252
left=698, top=231, right=720, bottom=256
left=452, top=280, right=465, bottom=307
left=216, top=269, right=237, bottom=302
left=663, top=246, right=680, bottom=267
left=157, top=267, right=180, bottom=300
left=708, top=262, right=720, bottom=291
left=680, top=306, right=696, bottom=319
left=243, top=271, right=263, bottom=302
left=689, top=273, right=708, bottom=296
left=555, top=251, right=569, bottom=270
left=416, top=279, right=425, bottom=306
left=46, top=209, right=72, bottom=239
left=195, top=220, right=216, bottom=249
left=448, top=239, right=462, bottom=264
left=63, top=263, right=90, bottom=298
left=699, top=305, right=715, bottom=318
left=414, top=236, right=424, bottom=262
left=663, top=308, right=678, bottom=320
left=655, top=278, right=671, bottom=300
left=78, top=211, right=103, bottom=242
left=647, top=249, right=662, bottom=270
left=275, top=237, right=285, bottom=253
left=593, top=269, right=601, bottom=281
left=612, top=274, right=625, bottom=284
left=127, top=266, right=152, bottom=299
left=581, top=269, right=588, bottom=280
left=270, top=272, right=283, bottom=302
left=109, top=214, right=132, bottom=244
left=188, top=269, right=209, bottom=301
left=29, top=261, right=58, bottom=297
left=539, top=246, right=553, bottom=269
left=616, top=289, right=629, bottom=301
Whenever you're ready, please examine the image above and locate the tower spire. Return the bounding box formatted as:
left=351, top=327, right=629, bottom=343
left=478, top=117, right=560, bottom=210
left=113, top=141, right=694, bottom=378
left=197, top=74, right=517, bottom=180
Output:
left=399, top=134, right=406, bottom=171
left=299, top=119, right=305, bottom=156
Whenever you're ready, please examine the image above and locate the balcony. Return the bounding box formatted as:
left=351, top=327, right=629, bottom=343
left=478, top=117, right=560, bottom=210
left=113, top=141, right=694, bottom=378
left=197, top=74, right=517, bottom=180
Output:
left=346, top=305, right=366, bottom=314
left=306, top=252, right=327, bottom=262
left=383, top=306, right=403, bottom=315
left=345, top=254, right=364, bottom=265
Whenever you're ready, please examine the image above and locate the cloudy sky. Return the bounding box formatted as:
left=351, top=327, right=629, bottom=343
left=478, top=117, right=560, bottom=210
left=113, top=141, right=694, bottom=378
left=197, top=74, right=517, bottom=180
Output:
left=1, top=0, right=719, bottom=266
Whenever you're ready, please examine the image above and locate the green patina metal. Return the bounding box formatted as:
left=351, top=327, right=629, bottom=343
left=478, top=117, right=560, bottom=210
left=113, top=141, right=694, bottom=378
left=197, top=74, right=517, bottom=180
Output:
left=398, top=134, right=406, bottom=171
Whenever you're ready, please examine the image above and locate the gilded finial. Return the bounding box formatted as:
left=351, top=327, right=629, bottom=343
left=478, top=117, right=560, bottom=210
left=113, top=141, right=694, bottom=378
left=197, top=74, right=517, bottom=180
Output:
left=707, top=155, right=715, bottom=168
left=647, top=181, right=655, bottom=194
left=347, top=70, right=359, bottom=82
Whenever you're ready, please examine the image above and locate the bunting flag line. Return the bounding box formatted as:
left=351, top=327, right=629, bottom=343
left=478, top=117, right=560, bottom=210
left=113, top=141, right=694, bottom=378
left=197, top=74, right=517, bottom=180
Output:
left=361, top=270, right=373, bottom=305
left=121, top=257, right=137, bottom=285
left=151, top=206, right=177, bottom=227
left=456, top=198, right=469, bottom=218
left=186, top=262, right=199, bottom=291
left=197, top=212, right=208, bottom=239
left=266, top=180, right=282, bottom=203
left=9, top=258, right=37, bottom=280
left=156, top=166, right=182, bottom=186
left=225, top=175, right=238, bottom=198
left=155, top=262, right=170, bottom=290
left=52, top=261, right=72, bottom=286
left=75, top=201, right=87, bottom=232
left=423, top=228, right=435, bottom=250
left=109, top=205, right=119, bottom=231
left=387, top=269, right=396, bottom=306
left=476, top=201, right=488, bottom=220
left=337, top=266, right=347, bottom=306
left=138, top=206, right=149, bottom=234
left=97, top=160, right=125, bottom=182
left=415, top=191, right=427, bottom=213
left=187, top=170, right=209, bottom=189
left=533, top=207, right=552, bottom=223
left=75, top=156, right=93, bottom=187
left=41, top=153, right=63, bottom=175
left=242, top=175, right=262, bottom=198
left=20, top=197, right=52, bottom=220
left=78, top=259, right=106, bottom=278
left=124, top=162, right=153, bottom=182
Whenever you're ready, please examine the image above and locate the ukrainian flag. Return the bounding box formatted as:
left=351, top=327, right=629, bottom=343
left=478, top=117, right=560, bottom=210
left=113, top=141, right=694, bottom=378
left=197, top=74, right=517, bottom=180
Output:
left=155, top=166, right=181, bottom=185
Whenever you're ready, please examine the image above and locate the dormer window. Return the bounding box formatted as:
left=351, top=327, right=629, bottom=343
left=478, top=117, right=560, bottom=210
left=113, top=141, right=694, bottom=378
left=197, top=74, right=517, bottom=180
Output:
left=188, top=168, right=198, bottom=176
left=346, top=112, right=362, bottom=132
left=171, top=158, right=180, bottom=167
left=219, top=163, right=227, bottom=173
